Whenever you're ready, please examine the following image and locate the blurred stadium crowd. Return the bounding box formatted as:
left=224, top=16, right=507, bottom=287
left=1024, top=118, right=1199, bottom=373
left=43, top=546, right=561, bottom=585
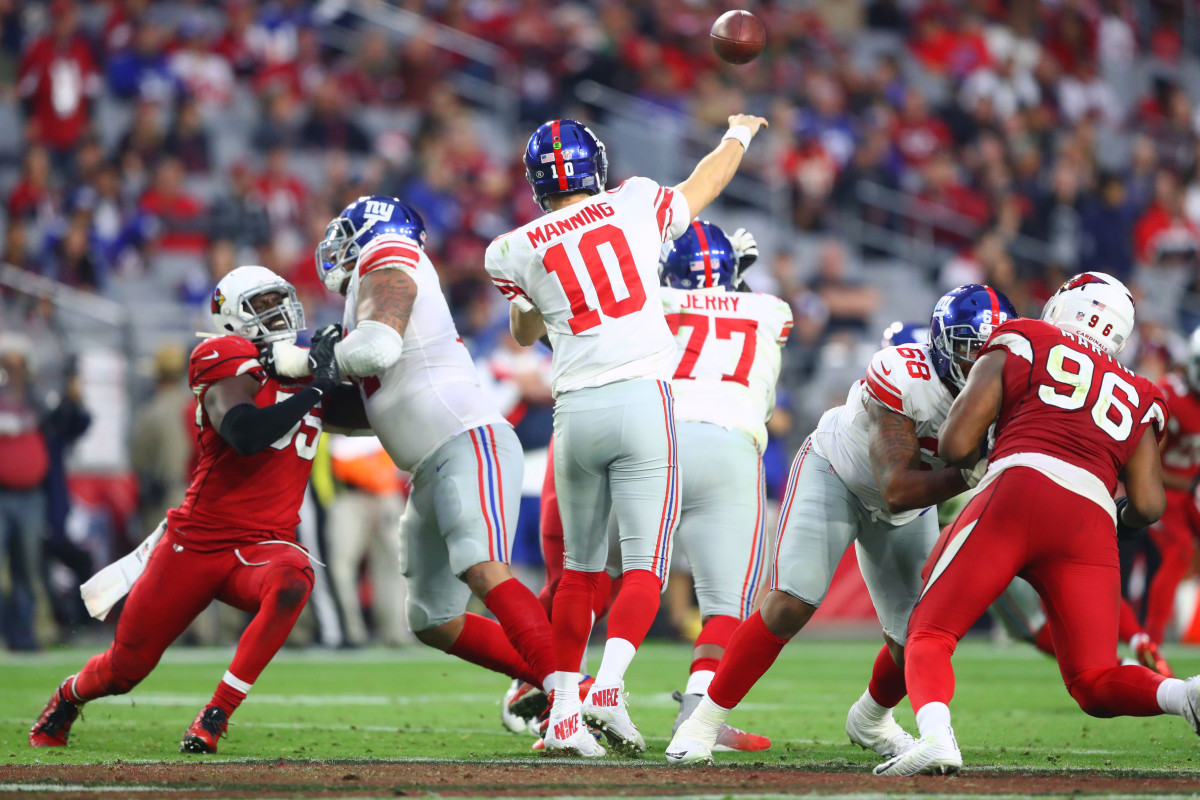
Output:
left=3, top=0, right=1200, bottom=650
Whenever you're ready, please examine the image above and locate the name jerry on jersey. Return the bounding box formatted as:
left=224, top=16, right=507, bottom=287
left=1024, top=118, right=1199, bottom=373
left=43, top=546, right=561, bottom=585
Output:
left=680, top=292, right=742, bottom=313
left=526, top=202, right=616, bottom=248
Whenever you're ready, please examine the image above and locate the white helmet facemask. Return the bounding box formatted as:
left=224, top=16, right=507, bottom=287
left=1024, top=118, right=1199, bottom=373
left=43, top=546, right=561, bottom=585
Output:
left=211, top=266, right=306, bottom=344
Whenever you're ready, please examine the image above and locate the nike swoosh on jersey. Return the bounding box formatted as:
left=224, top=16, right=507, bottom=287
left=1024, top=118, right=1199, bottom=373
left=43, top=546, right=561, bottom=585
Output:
left=435, top=460, right=449, bottom=472
left=880, top=364, right=892, bottom=375
left=200, top=351, right=220, bottom=360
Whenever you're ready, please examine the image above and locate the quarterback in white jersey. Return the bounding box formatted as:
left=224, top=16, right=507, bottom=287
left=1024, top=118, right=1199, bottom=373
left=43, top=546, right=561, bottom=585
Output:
left=268, top=196, right=559, bottom=716
left=485, top=115, right=768, bottom=757
left=668, top=284, right=1016, bottom=767
left=657, top=220, right=789, bottom=754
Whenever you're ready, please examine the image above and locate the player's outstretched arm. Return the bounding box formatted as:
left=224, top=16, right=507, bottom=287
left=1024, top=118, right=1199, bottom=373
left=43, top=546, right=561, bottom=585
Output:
left=1119, top=428, right=1168, bottom=528
left=206, top=332, right=341, bottom=456
left=335, top=269, right=417, bottom=377
left=510, top=304, right=546, bottom=347
left=868, top=401, right=968, bottom=514
left=939, top=350, right=1005, bottom=467
left=674, top=114, right=768, bottom=222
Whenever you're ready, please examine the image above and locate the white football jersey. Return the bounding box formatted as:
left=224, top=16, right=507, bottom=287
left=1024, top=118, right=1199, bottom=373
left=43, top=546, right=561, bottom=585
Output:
left=660, top=286, right=792, bottom=451
left=484, top=177, right=691, bottom=396
left=343, top=233, right=507, bottom=471
left=810, top=343, right=954, bottom=525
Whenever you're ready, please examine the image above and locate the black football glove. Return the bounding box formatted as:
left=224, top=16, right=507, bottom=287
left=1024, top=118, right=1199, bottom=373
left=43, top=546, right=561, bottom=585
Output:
left=1114, top=496, right=1147, bottom=541
left=308, top=324, right=343, bottom=394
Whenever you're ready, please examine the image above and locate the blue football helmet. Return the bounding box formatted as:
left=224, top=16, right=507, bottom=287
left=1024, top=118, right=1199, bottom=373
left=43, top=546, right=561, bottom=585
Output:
left=929, top=284, right=1018, bottom=391
left=661, top=221, right=739, bottom=291
left=523, top=119, right=608, bottom=211
left=315, top=195, right=427, bottom=294
left=880, top=321, right=930, bottom=349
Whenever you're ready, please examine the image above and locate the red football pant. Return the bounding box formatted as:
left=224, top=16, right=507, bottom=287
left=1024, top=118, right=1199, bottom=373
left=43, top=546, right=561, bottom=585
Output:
left=1144, top=488, right=1200, bottom=643
left=907, top=468, right=1166, bottom=720
left=1033, top=599, right=1147, bottom=656
left=70, top=538, right=313, bottom=719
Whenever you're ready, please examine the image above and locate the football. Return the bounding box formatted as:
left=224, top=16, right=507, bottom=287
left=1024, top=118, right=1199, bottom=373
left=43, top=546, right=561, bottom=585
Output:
left=710, top=10, right=766, bottom=65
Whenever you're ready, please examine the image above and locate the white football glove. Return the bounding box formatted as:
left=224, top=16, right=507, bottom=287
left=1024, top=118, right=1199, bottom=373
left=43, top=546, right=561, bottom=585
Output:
left=961, top=457, right=989, bottom=489
left=729, top=227, right=759, bottom=282
left=264, top=341, right=312, bottom=378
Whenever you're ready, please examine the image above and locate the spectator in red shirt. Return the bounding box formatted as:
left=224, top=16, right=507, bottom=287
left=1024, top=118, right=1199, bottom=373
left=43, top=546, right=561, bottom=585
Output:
left=915, top=151, right=991, bottom=249
left=140, top=157, right=208, bottom=254
left=17, top=0, right=100, bottom=159
left=253, top=145, right=308, bottom=243
left=1134, top=168, right=1200, bottom=267
left=891, top=88, right=952, bottom=171
left=7, top=146, right=55, bottom=221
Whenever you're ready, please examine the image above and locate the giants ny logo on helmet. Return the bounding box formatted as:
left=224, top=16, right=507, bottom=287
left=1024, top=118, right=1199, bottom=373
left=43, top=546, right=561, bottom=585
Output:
left=315, top=196, right=427, bottom=294
left=930, top=284, right=1018, bottom=391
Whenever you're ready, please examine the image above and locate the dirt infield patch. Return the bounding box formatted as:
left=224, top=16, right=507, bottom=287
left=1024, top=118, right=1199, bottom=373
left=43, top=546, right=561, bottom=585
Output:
left=2, top=760, right=1197, bottom=798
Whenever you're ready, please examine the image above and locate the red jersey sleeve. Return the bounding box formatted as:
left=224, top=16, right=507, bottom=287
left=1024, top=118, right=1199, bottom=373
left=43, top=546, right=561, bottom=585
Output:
left=1145, top=381, right=1170, bottom=442
left=188, top=336, right=266, bottom=389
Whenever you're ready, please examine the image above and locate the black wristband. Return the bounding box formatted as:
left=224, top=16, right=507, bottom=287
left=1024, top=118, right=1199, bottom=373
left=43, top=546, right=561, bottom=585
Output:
left=219, top=386, right=324, bottom=456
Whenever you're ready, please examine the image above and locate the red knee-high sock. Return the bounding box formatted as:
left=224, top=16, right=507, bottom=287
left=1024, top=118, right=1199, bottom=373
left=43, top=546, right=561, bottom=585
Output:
left=485, top=578, right=556, bottom=685
left=1033, top=622, right=1056, bottom=656
left=867, top=643, right=907, bottom=708
left=593, top=572, right=614, bottom=621
left=604, top=569, right=661, bottom=649
left=1068, top=665, right=1166, bottom=717
left=448, top=612, right=542, bottom=685
left=691, top=614, right=740, bottom=674
left=552, top=569, right=603, bottom=672
left=213, top=568, right=312, bottom=718
left=1118, top=599, right=1145, bottom=644
left=903, top=628, right=958, bottom=714
left=707, top=611, right=788, bottom=710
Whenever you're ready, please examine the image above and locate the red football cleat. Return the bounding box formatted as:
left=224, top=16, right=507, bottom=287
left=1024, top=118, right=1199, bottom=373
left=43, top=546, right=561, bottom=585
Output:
left=506, top=680, right=548, bottom=722
left=180, top=706, right=229, bottom=754
left=715, top=723, right=772, bottom=752
left=1134, top=635, right=1175, bottom=678
left=29, top=678, right=81, bottom=747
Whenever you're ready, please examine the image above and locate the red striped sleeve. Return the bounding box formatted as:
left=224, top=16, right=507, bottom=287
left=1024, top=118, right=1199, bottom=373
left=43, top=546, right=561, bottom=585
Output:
left=358, top=237, right=421, bottom=277
left=656, top=187, right=677, bottom=241
left=865, top=369, right=905, bottom=414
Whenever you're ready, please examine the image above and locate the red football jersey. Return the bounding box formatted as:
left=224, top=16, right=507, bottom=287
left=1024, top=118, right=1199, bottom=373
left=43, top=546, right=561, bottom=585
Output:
left=166, top=336, right=323, bottom=551
left=980, top=318, right=1167, bottom=495
left=1159, top=373, right=1200, bottom=482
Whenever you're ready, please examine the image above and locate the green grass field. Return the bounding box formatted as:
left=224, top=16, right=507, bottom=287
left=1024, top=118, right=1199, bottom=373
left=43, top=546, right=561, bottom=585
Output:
left=3, top=637, right=1199, bottom=774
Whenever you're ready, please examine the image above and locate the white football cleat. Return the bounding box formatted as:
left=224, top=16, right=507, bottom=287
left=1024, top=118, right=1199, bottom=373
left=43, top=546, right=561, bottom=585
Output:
left=1182, top=676, right=1200, bottom=737
left=873, top=733, right=962, bottom=777
left=501, top=679, right=529, bottom=733
left=543, top=690, right=605, bottom=758
left=583, top=682, right=645, bottom=756
left=665, top=715, right=716, bottom=766
left=672, top=691, right=770, bottom=752
left=845, top=697, right=917, bottom=758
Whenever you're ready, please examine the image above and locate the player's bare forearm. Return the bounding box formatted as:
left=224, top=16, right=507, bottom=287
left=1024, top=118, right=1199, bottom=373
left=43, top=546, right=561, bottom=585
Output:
left=204, top=373, right=262, bottom=431
left=869, top=401, right=968, bottom=514
left=939, top=350, right=1005, bottom=466
left=675, top=114, right=767, bottom=220
left=1121, top=428, right=1167, bottom=526
left=510, top=304, right=546, bottom=346
left=358, top=269, right=417, bottom=335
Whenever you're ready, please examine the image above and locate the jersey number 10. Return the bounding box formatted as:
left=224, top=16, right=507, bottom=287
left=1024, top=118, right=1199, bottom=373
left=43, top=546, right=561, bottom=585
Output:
left=543, top=224, right=646, bottom=334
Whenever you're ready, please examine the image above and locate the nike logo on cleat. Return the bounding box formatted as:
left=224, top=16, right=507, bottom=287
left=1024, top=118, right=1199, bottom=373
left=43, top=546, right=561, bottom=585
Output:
left=592, top=688, right=619, bottom=707
left=553, top=714, right=579, bottom=740
left=435, top=460, right=449, bottom=473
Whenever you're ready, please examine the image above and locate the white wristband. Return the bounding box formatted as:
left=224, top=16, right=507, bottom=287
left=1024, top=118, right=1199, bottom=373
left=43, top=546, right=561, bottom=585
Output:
left=270, top=342, right=313, bottom=378
left=722, top=125, right=752, bottom=152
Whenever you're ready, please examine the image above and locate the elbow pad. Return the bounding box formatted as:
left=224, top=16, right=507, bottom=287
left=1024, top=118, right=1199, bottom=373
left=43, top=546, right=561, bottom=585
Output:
left=334, top=319, right=404, bottom=377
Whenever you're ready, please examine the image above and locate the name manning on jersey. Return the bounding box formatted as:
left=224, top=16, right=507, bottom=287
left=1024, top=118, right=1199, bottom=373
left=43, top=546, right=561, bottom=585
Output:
left=527, top=202, right=616, bottom=248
